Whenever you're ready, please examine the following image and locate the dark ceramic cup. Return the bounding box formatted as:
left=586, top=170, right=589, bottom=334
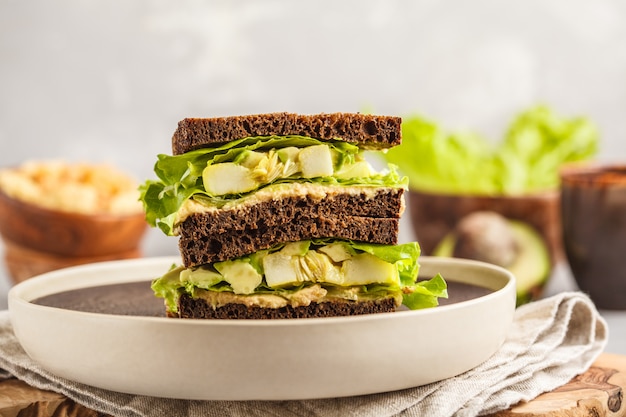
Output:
left=560, top=164, right=626, bottom=310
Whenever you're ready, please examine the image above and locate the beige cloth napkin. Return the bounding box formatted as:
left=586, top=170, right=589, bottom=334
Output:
left=0, top=291, right=607, bottom=417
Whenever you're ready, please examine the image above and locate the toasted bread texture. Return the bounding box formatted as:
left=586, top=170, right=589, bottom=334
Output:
left=178, top=187, right=404, bottom=266
left=172, top=112, right=402, bottom=155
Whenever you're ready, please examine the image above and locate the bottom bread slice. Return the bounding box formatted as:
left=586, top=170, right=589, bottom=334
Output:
left=175, top=293, right=397, bottom=319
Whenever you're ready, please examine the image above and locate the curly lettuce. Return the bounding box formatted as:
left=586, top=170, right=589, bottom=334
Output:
left=382, top=105, right=599, bottom=195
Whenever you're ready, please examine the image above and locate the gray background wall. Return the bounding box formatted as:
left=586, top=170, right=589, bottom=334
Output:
left=1, top=0, right=626, bottom=304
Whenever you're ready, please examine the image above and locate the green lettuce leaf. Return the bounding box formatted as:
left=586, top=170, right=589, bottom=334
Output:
left=382, top=105, right=599, bottom=195
left=140, top=135, right=407, bottom=235
left=402, top=273, right=448, bottom=310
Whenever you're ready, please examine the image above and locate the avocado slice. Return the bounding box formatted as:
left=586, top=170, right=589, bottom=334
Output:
left=433, top=214, right=550, bottom=305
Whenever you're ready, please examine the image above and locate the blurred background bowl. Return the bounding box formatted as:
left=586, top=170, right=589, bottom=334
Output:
left=409, top=190, right=561, bottom=260
left=0, top=189, right=148, bottom=284
left=3, top=239, right=142, bottom=285
left=409, top=189, right=560, bottom=304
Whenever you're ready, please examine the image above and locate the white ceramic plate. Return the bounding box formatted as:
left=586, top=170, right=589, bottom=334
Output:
left=9, top=256, right=516, bottom=401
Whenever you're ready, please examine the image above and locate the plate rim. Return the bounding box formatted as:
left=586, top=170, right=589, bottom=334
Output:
left=8, top=255, right=516, bottom=327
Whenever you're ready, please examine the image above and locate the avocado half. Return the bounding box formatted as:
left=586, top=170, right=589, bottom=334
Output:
left=433, top=220, right=550, bottom=305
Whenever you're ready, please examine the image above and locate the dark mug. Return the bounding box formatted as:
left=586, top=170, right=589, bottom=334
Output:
left=560, top=164, right=626, bottom=310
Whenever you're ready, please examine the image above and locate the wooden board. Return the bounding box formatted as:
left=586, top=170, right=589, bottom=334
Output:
left=490, top=352, right=626, bottom=417
left=0, top=378, right=108, bottom=417
left=1, top=353, right=625, bottom=417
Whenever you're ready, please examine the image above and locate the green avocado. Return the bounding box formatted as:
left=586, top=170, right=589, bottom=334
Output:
left=434, top=219, right=550, bottom=306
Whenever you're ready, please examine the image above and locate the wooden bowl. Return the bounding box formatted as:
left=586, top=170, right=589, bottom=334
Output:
left=3, top=239, right=142, bottom=284
left=408, top=190, right=561, bottom=304
left=408, top=189, right=562, bottom=262
left=0, top=189, right=148, bottom=283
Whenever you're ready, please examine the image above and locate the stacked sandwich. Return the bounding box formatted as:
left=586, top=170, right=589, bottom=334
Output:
left=141, top=112, right=446, bottom=319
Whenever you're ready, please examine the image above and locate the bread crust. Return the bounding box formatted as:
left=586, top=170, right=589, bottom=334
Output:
left=171, top=112, right=402, bottom=155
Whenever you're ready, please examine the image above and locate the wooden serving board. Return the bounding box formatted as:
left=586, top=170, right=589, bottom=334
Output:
left=0, top=378, right=108, bottom=417
left=490, top=352, right=626, bottom=417
left=1, top=353, right=625, bottom=417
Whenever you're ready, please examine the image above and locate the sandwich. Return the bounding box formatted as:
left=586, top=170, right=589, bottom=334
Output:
left=140, top=112, right=447, bottom=319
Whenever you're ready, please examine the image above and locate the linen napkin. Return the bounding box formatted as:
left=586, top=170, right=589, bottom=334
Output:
left=0, top=291, right=607, bottom=417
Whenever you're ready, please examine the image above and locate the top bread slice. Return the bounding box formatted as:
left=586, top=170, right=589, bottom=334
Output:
left=171, top=112, right=402, bottom=155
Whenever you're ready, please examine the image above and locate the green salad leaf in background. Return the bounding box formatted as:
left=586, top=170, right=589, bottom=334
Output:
left=382, top=105, right=599, bottom=195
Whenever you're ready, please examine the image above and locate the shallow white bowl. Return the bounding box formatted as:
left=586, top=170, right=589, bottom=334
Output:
left=9, top=256, right=516, bottom=400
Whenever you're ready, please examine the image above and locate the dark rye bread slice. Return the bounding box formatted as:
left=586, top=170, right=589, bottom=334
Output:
left=182, top=187, right=404, bottom=234
left=176, top=293, right=397, bottom=319
left=179, top=216, right=400, bottom=267
left=172, top=112, right=402, bottom=155
left=177, top=187, right=404, bottom=266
